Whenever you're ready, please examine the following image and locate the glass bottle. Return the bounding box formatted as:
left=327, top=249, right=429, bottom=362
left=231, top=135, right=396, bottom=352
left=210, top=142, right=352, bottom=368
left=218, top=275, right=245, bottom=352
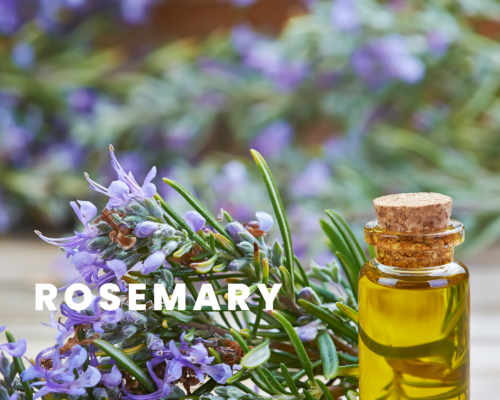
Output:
left=358, top=198, right=469, bottom=400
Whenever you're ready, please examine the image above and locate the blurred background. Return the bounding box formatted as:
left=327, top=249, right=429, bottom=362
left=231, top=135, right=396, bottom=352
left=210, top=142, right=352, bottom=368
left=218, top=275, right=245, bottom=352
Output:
left=1, top=0, right=500, bottom=397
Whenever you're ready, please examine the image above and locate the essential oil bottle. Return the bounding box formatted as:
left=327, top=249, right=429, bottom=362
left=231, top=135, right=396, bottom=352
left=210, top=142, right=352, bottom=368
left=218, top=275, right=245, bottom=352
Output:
left=358, top=193, right=469, bottom=400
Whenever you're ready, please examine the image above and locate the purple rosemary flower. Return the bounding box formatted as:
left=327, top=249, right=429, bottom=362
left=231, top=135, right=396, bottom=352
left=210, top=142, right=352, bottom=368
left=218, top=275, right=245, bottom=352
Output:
left=42, top=311, right=75, bottom=345
left=165, top=335, right=232, bottom=384
left=36, top=200, right=100, bottom=254
left=85, top=146, right=157, bottom=209
left=0, top=326, right=26, bottom=357
left=102, top=365, right=123, bottom=388
left=298, top=287, right=321, bottom=305
left=22, top=345, right=101, bottom=399
left=185, top=211, right=206, bottom=232
left=295, top=320, right=323, bottom=342
left=61, top=296, right=122, bottom=334
left=250, top=120, right=294, bottom=158
left=255, top=211, right=273, bottom=231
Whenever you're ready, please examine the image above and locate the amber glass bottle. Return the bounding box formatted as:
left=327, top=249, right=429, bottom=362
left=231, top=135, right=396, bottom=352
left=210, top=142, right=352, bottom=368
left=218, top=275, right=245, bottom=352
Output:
left=358, top=194, right=469, bottom=400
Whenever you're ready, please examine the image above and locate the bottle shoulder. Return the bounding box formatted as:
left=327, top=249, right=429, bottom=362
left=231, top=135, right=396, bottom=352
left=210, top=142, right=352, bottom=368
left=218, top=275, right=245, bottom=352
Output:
left=359, top=258, right=469, bottom=291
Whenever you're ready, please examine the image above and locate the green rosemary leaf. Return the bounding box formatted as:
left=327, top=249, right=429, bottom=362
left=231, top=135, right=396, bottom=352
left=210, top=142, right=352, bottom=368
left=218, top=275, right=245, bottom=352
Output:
left=303, top=389, right=317, bottom=400
left=5, top=331, right=32, bottom=400
left=251, top=150, right=294, bottom=289
left=272, top=310, right=315, bottom=381
left=192, top=378, right=217, bottom=395
left=252, top=258, right=269, bottom=338
left=290, top=359, right=322, bottom=382
left=325, top=210, right=367, bottom=271
left=234, top=381, right=258, bottom=396
left=317, top=330, right=339, bottom=380
left=293, top=255, right=310, bottom=287
left=93, top=339, right=156, bottom=393
left=347, top=390, right=360, bottom=400
left=315, top=379, right=335, bottom=400
left=280, top=364, right=300, bottom=397
left=162, top=178, right=237, bottom=246
left=336, top=302, right=359, bottom=324
left=249, top=369, right=281, bottom=395
left=229, top=328, right=250, bottom=353
left=368, top=244, right=376, bottom=259
left=263, top=367, right=290, bottom=395
left=336, top=252, right=359, bottom=300
left=298, top=299, right=358, bottom=342
left=320, top=218, right=357, bottom=271
left=226, top=368, right=247, bottom=384
left=240, top=338, right=271, bottom=368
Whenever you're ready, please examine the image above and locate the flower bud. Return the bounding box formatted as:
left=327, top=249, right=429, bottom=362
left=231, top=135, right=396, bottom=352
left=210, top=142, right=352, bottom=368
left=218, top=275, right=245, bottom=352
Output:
left=142, top=250, right=166, bottom=274
left=122, top=324, right=137, bottom=338
left=146, top=333, right=164, bottom=351
left=237, top=241, right=254, bottom=255
left=133, top=221, right=159, bottom=238
left=145, top=198, right=163, bottom=219
left=226, top=221, right=247, bottom=243
left=86, top=236, right=113, bottom=252
left=185, top=211, right=206, bottom=232
left=160, top=224, right=176, bottom=238
left=122, top=310, right=147, bottom=325
left=298, top=287, right=321, bottom=305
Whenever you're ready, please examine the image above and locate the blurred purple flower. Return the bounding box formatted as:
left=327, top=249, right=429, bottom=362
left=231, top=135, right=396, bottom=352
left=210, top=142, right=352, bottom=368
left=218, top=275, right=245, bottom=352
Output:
left=251, top=120, right=294, bottom=158
left=12, top=42, right=34, bottom=68
left=0, top=0, right=19, bottom=34
left=331, top=0, right=359, bottom=32
left=185, top=211, right=205, bottom=232
left=427, top=31, right=453, bottom=57
left=290, top=160, right=330, bottom=198
left=0, top=195, right=12, bottom=234
left=196, top=91, right=225, bottom=109
left=243, top=42, right=309, bottom=91
left=231, top=24, right=261, bottom=53
left=351, top=34, right=425, bottom=87
left=230, top=0, right=257, bottom=7
left=68, top=88, right=98, bottom=114
left=121, top=0, right=158, bottom=24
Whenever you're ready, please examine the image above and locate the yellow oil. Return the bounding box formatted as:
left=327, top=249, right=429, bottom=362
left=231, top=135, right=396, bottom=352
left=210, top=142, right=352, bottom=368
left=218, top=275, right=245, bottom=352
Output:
left=358, top=260, right=469, bottom=400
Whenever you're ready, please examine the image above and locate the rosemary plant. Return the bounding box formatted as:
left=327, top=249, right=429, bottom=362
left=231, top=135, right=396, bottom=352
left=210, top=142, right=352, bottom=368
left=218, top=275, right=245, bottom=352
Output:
left=0, top=146, right=363, bottom=400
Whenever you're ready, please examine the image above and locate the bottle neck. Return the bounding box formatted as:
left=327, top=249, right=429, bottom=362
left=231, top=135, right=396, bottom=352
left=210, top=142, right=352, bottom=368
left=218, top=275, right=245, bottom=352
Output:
left=365, top=219, right=464, bottom=269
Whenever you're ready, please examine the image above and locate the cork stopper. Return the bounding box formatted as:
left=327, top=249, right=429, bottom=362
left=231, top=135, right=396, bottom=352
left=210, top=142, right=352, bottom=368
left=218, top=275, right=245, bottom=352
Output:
left=373, top=192, right=452, bottom=233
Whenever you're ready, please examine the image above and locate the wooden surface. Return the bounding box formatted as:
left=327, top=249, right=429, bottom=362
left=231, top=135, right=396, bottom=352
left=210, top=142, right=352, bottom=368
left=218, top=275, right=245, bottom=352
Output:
left=0, top=238, right=498, bottom=398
